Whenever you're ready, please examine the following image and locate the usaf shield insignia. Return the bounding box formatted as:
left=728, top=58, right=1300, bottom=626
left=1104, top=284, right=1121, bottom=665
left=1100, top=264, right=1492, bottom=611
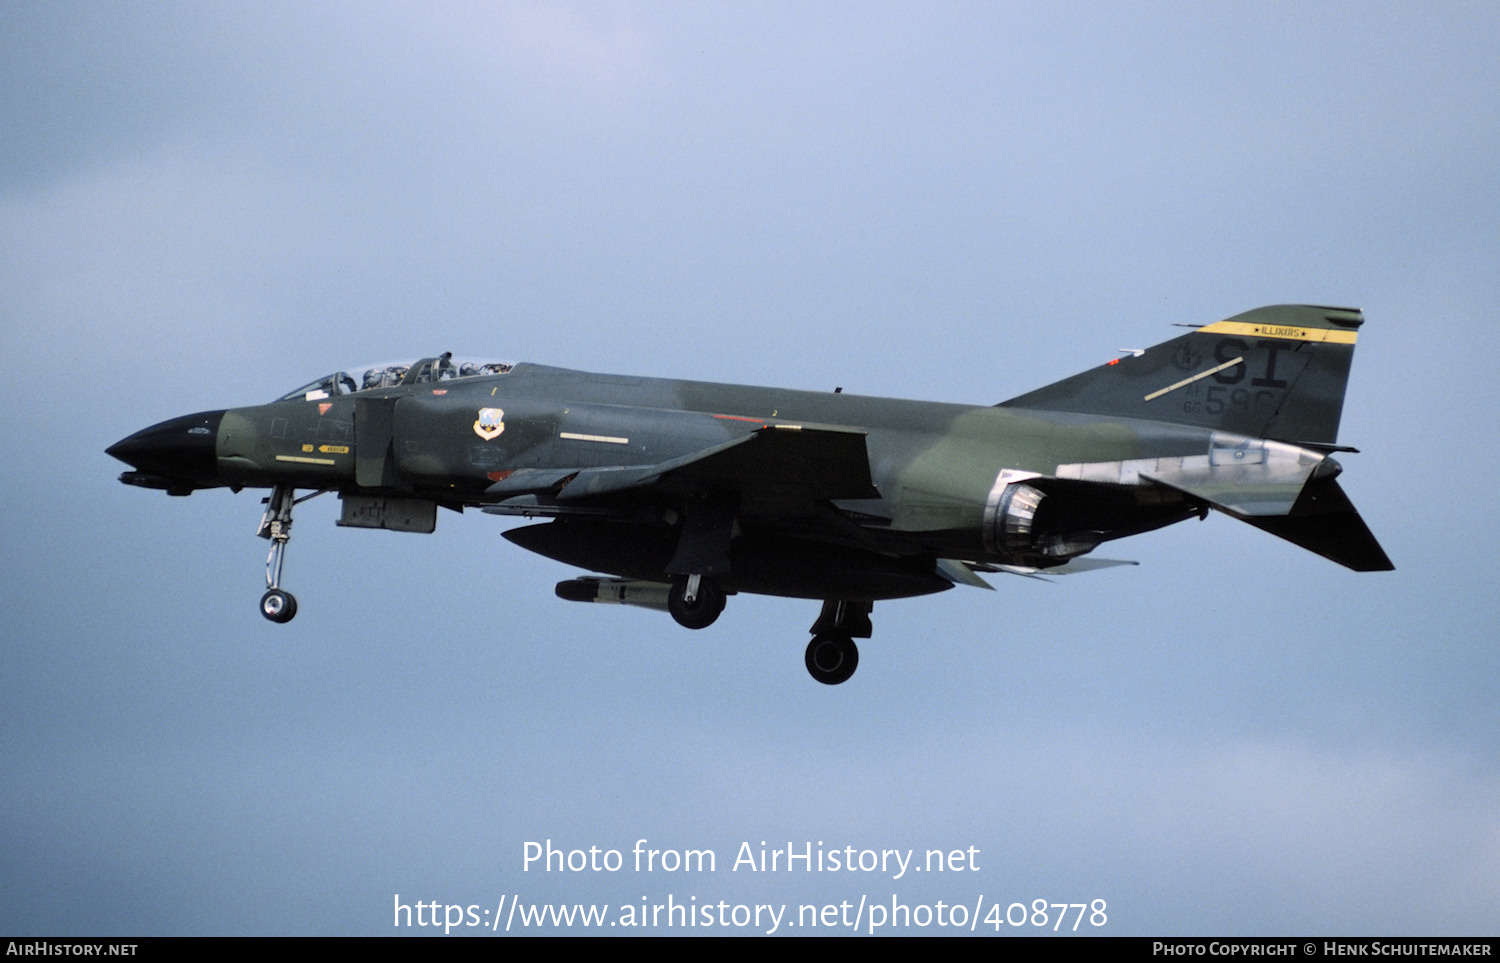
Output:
left=473, top=407, right=505, bottom=440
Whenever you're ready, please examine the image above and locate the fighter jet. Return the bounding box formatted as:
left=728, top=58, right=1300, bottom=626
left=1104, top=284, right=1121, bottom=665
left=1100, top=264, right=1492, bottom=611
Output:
left=108, top=304, right=1391, bottom=684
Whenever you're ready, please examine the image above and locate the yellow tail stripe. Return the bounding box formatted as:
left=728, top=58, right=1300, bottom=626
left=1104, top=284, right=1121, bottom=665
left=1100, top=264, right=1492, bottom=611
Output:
left=1196, top=320, right=1357, bottom=344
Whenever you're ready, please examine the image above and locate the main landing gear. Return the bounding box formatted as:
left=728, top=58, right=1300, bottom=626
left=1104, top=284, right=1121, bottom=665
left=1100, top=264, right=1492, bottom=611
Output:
left=256, top=485, right=324, bottom=623
left=664, top=502, right=731, bottom=631
left=667, top=573, right=726, bottom=629
left=662, top=583, right=874, bottom=685
left=805, top=600, right=873, bottom=685
left=805, top=633, right=858, bottom=685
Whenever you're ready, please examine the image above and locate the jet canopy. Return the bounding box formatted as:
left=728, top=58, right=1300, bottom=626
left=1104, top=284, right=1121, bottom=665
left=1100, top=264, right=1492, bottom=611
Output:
left=275, top=353, right=514, bottom=402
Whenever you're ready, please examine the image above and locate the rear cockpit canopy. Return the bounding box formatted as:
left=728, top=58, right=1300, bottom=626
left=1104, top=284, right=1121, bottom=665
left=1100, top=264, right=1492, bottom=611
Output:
left=275, top=353, right=514, bottom=402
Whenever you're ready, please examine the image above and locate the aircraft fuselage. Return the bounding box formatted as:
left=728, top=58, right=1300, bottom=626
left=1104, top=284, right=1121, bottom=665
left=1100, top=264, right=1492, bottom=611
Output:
left=108, top=305, right=1392, bottom=683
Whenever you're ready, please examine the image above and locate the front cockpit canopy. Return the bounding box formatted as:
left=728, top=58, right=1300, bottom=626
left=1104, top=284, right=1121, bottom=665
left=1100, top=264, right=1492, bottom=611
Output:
left=276, top=353, right=513, bottom=402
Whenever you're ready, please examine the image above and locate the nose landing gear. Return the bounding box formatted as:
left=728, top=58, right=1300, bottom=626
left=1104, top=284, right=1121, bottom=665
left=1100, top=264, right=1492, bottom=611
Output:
left=256, top=485, right=324, bottom=623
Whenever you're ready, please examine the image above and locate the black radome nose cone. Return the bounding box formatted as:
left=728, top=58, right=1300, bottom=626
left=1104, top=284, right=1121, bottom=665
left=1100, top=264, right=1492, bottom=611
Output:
left=108, top=410, right=225, bottom=491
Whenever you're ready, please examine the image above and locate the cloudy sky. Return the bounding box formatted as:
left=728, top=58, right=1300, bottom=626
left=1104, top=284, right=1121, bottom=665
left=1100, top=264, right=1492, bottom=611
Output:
left=3, top=0, right=1497, bottom=936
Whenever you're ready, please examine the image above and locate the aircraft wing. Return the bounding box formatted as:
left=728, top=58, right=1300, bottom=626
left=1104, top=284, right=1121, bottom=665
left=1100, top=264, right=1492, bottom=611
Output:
left=486, top=424, right=879, bottom=517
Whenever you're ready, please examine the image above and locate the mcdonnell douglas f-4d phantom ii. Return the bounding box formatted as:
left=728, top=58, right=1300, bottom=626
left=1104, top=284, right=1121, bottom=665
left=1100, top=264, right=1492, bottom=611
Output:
left=109, top=304, right=1392, bottom=684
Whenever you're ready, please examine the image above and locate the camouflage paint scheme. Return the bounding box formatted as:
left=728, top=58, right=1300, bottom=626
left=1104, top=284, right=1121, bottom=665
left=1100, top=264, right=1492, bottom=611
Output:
left=108, top=304, right=1391, bottom=684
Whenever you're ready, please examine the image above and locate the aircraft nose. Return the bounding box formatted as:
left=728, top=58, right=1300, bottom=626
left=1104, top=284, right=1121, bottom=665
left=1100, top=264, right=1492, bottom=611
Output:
left=107, top=410, right=225, bottom=493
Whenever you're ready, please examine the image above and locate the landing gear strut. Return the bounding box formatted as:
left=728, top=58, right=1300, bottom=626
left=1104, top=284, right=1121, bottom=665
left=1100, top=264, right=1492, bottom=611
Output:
left=257, top=485, right=323, bottom=623
left=667, top=573, right=726, bottom=629
left=805, top=599, right=874, bottom=685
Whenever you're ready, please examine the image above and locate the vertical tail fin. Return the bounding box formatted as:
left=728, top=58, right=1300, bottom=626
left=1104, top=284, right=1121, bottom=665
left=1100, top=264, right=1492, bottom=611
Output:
left=1000, top=304, right=1364, bottom=446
